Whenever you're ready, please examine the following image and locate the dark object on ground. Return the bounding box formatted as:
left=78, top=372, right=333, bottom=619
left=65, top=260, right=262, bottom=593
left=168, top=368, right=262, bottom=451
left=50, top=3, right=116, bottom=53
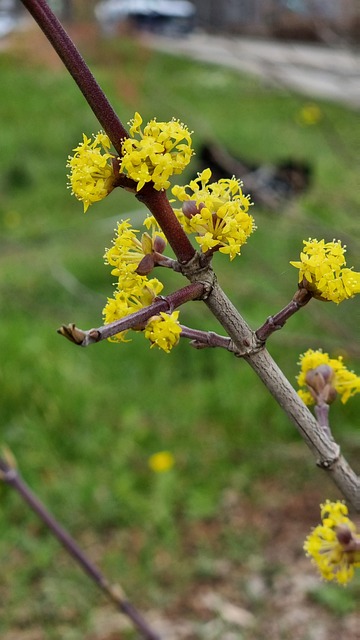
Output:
left=197, top=142, right=312, bottom=211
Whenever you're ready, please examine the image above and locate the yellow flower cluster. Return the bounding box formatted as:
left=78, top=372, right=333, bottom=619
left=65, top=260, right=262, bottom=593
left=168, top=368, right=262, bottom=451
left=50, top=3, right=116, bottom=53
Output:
left=304, top=501, right=360, bottom=585
left=172, top=168, right=255, bottom=260
left=120, top=112, right=193, bottom=191
left=103, top=273, right=164, bottom=343
left=290, top=238, right=360, bottom=303
left=144, top=311, right=182, bottom=353
left=105, top=219, right=166, bottom=278
left=103, top=219, right=181, bottom=351
left=67, top=132, right=115, bottom=212
left=297, top=349, right=360, bottom=405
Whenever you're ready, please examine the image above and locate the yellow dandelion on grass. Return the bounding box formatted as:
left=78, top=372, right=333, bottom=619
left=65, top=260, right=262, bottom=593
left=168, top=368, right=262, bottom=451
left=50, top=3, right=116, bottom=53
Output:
left=290, top=238, right=360, bottom=304
left=148, top=451, right=175, bottom=473
left=297, top=103, right=322, bottom=125
left=304, top=501, right=360, bottom=585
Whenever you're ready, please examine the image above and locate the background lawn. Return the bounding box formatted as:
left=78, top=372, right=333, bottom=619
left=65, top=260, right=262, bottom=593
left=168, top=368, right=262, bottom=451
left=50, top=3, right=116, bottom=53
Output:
left=1, top=23, right=360, bottom=640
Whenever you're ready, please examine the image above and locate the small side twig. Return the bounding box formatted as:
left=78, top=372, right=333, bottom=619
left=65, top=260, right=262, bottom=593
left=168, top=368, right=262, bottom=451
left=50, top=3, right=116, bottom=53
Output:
left=256, top=288, right=313, bottom=342
left=180, top=326, right=238, bottom=352
left=58, top=282, right=206, bottom=346
left=0, top=453, right=161, bottom=640
left=314, top=402, right=332, bottom=440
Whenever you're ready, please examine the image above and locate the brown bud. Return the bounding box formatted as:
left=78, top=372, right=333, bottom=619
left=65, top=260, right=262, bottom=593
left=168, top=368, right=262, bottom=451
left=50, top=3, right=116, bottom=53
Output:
left=336, top=524, right=353, bottom=547
left=153, top=235, right=166, bottom=254
left=136, top=254, right=155, bottom=276
left=182, top=200, right=199, bottom=218
left=305, top=365, right=337, bottom=404
left=57, top=323, right=86, bottom=345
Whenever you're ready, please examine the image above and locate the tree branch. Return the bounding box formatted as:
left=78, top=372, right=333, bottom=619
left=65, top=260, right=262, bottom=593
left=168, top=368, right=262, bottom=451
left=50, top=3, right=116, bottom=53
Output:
left=20, top=0, right=128, bottom=156
left=20, top=0, right=196, bottom=265
left=256, top=289, right=313, bottom=342
left=179, top=325, right=237, bottom=351
left=58, top=282, right=206, bottom=346
left=0, top=454, right=161, bottom=640
left=180, top=257, right=360, bottom=510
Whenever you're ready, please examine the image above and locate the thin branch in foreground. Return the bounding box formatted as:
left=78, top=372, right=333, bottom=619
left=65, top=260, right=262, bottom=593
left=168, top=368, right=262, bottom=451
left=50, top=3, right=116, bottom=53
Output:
left=0, top=453, right=161, bottom=640
left=58, top=282, right=206, bottom=346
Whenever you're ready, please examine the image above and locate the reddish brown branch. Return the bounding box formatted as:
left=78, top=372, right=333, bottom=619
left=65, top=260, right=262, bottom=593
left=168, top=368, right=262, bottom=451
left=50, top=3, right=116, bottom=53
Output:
left=136, top=186, right=196, bottom=264
left=58, top=282, right=205, bottom=346
left=256, top=288, right=313, bottom=342
left=20, top=0, right=128, bottom=155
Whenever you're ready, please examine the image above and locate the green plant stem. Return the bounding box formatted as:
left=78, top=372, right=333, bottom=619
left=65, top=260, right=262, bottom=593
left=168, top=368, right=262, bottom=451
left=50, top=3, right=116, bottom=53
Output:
left=0, top=456, right=161, bottom=640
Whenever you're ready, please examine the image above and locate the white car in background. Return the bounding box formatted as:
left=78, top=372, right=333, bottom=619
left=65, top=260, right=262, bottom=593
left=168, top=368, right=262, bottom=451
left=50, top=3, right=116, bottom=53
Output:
left=95, top=0, right=196, bottom=36
left=0, top=0, right=22, bottom=38
left=0, top=11, right=16, bottom=38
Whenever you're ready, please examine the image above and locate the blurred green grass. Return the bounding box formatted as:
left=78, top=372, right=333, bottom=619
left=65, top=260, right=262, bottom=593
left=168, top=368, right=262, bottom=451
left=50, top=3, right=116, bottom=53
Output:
left=1, top=33, right=360, bottom=638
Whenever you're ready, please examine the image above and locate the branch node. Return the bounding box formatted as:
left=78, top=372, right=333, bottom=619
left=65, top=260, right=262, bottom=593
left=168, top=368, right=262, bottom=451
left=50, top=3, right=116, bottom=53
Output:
left=316, top=444, right=341, bottom=469
left=234, top=338, right=265, bottom=358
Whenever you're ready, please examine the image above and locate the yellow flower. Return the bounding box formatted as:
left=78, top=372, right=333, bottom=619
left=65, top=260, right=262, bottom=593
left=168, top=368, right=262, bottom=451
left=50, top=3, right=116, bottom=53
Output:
left=67, top=132, right=115, bottom=212
left=304, top=501, right=360, bottom=585
left=120, top=112, right=193, bottom=191
left=297, top=103, right=322, bottom=125
left=144, top=311, right=182, bottom=353
left=102, top=275, right=164, bottom=342
left=148, top=451, right=175, bottom=473
left=105, top=219, right=166, bottom=278
left=172, top=168, right=255, bottom=260
left=290, top=238, right=360, bottom=303
left=297, top=349, right=360, bottom=405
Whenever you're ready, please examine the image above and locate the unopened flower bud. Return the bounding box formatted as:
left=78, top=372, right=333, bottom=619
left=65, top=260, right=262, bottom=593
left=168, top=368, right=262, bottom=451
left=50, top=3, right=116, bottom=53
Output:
left=136, top=253, right=155, bottom=276
left=336, top=524, right=353, bottom=547
left=153, top=235, right=166, bottom=254
left=182, top=200, right=200, bottom=219
left=305, top=365, right=337, bottom=404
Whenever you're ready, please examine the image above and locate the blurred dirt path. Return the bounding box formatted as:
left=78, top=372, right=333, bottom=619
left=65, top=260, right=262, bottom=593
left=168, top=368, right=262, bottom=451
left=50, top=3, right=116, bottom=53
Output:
left=148, top=34, right=360, bottom=109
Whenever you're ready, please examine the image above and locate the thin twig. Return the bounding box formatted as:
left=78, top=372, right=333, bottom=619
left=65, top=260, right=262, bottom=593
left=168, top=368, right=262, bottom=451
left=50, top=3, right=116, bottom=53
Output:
left=179, top=325, right=237, bottom=351
left=58, top=282, right=205, bottom=346
left=0, top=454, right=161, bottom=640
left=314, top=403, right=332, bottom=439
left=256, top=289, right=313, bottom=342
